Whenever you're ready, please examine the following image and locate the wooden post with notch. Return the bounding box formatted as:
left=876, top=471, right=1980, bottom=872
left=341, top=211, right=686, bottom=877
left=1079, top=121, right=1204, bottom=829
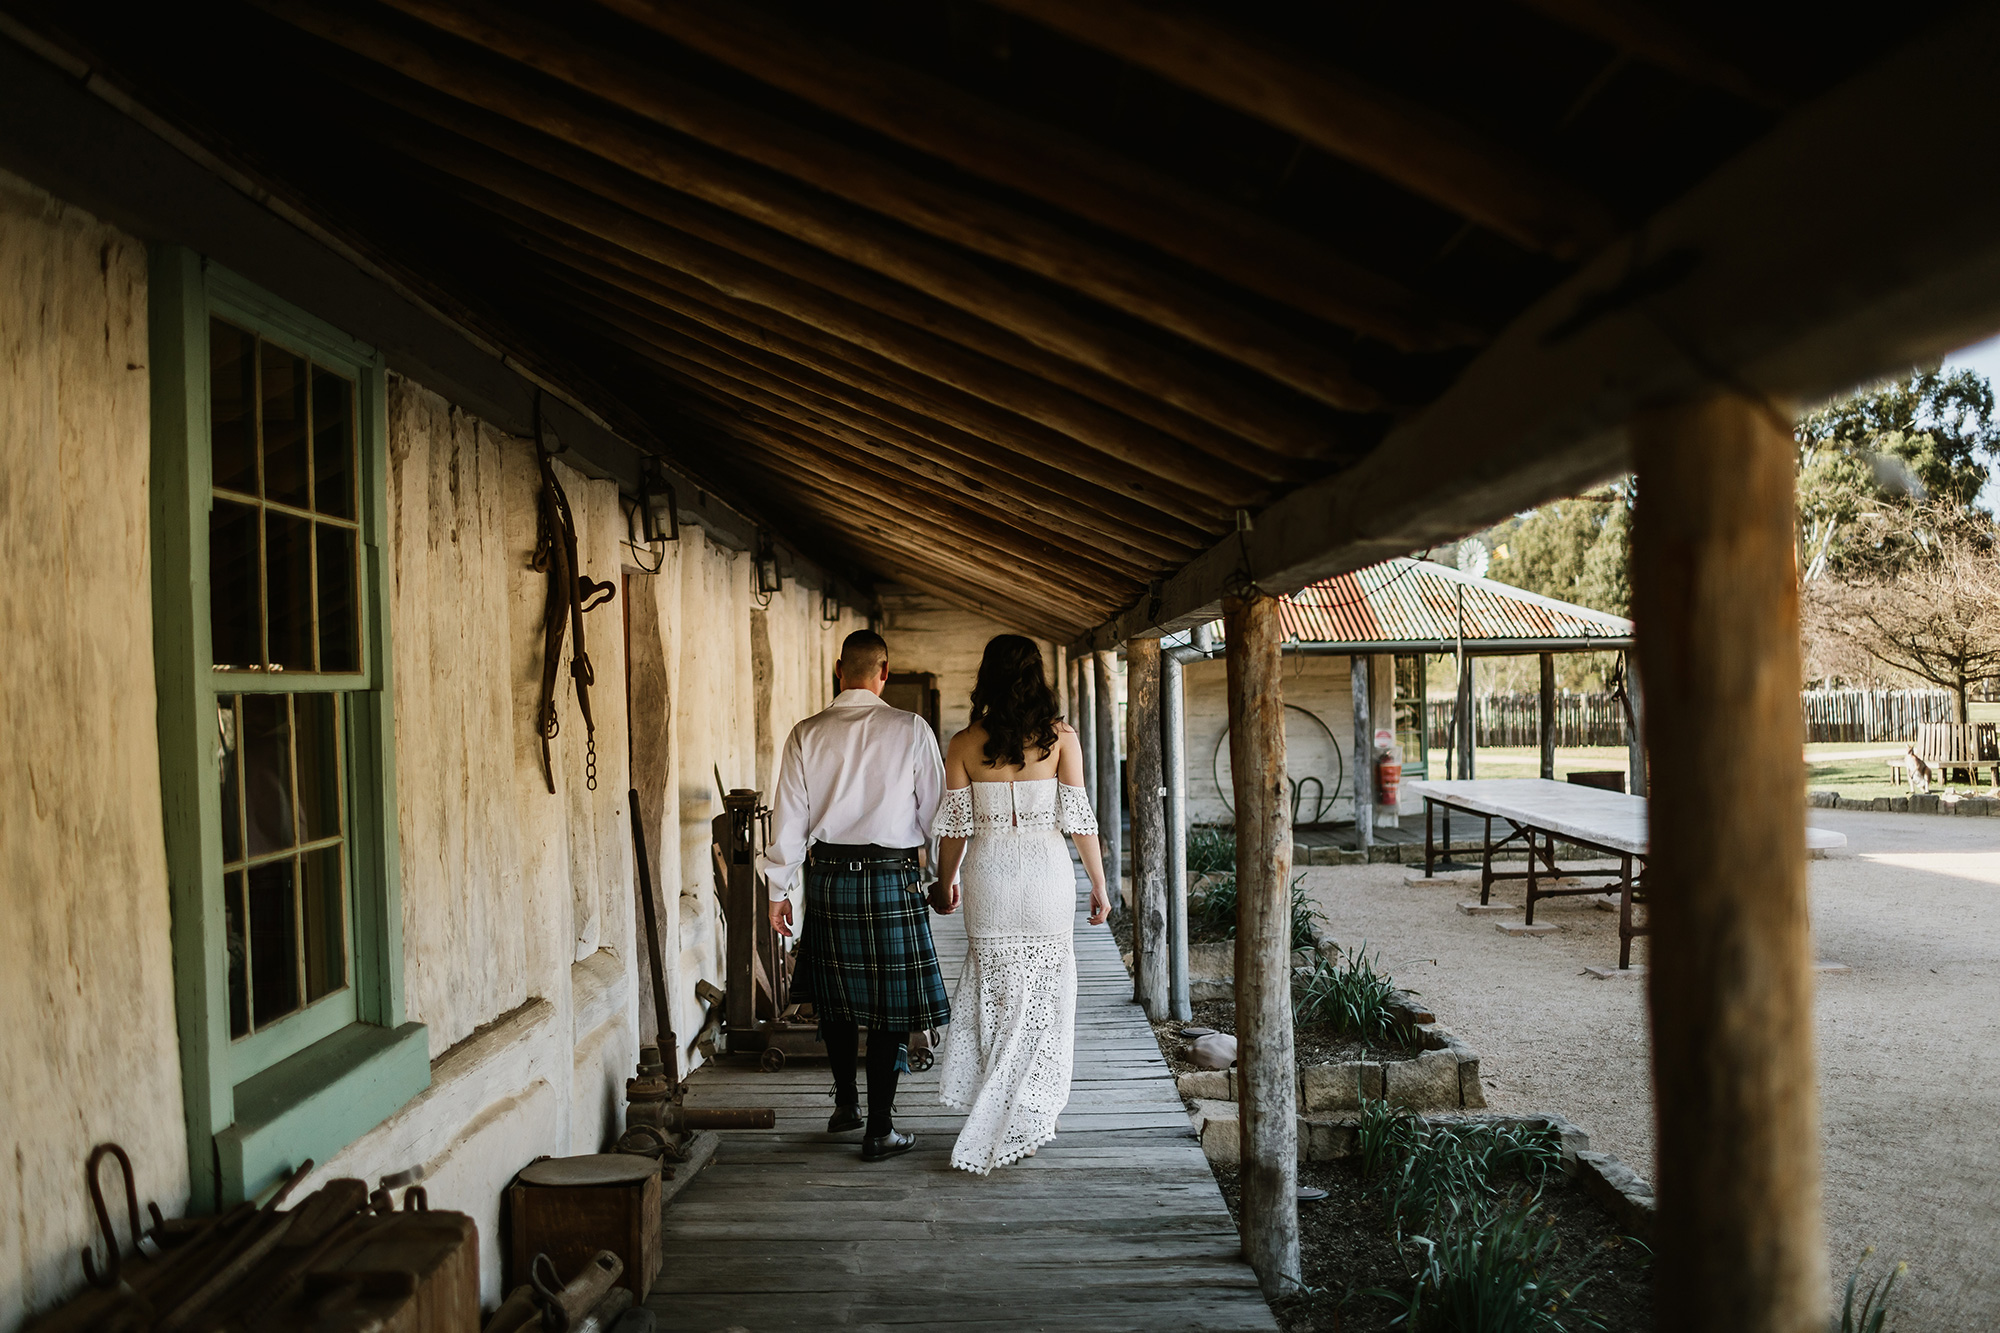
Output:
left=1539, top=652, right=1557, bottom=781
left=1094, top=651, right=1122, bottom=912
left=1632, top=393, right=1824, bottom=1330
left=1223, top=592, right=1300, bottom=1297
left=1127, top=637, right=1168, bottom=1017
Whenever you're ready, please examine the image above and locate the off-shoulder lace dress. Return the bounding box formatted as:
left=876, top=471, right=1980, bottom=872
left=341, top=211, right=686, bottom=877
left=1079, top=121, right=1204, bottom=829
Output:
left=931, top=778, right=1098, bottom=1174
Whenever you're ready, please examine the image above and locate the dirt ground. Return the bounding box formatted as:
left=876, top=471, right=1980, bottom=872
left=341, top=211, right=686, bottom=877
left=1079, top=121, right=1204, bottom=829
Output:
left=1297, top=808, right=2000, bottom=1330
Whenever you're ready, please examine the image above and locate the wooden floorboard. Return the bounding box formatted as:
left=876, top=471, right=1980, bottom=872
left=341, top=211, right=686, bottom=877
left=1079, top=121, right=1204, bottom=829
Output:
left=651, top=854, right=1277, bottom=1332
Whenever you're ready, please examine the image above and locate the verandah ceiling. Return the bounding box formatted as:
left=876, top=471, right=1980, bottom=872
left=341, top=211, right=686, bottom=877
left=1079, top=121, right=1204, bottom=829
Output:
left=7, top=0, right=1947, bottom=638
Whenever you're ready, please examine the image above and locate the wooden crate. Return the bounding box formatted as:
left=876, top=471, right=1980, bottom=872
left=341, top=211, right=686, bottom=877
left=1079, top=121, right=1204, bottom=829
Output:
left=507, top=1155, right=662, bottom=1299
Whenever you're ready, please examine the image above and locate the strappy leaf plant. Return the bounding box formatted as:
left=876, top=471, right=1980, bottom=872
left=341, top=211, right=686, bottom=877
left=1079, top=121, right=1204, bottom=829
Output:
left=1293, top=944, right=1407, bottom=1046
left=1836, top=1249, right=1905, bottom=1333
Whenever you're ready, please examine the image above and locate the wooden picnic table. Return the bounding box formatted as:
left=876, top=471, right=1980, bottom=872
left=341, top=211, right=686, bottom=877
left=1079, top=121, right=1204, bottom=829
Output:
left=1413, top=779, right=1846, bottom=969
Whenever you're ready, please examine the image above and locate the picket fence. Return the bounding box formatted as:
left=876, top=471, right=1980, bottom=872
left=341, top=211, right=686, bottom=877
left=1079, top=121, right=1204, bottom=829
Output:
left=1425, top=687, right=1954, bottom=748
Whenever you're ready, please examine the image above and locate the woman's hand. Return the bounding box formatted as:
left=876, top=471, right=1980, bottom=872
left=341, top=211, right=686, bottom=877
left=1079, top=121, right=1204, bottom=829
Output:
left=1088, top=883, right=1111, bottom=925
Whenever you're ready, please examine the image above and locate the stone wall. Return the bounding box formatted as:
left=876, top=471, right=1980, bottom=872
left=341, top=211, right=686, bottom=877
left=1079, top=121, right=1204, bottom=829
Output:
left=0, top=170, right=190, bottom=1330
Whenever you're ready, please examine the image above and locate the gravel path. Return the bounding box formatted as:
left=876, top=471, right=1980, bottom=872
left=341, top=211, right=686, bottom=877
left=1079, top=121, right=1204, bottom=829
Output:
left=1297, top=808, right=2000, bottom=1329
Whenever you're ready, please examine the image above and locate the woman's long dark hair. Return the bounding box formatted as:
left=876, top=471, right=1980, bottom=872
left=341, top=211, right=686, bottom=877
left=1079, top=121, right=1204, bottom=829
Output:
left=969, top=634, right=1060, bottom=769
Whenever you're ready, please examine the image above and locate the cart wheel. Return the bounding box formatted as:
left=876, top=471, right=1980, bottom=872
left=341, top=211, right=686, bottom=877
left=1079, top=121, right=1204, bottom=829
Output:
left=760, top=1048, right=786, bottom=1073
left=907, top=1048, right=934, bottom=1072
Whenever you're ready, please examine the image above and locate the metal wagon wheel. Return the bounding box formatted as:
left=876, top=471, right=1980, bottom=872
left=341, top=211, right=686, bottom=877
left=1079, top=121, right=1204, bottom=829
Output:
left=1211, top=703, right=1345, bottom=823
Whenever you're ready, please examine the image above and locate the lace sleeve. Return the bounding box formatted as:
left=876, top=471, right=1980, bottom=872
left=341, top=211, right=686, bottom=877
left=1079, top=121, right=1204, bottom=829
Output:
left=1058, top=782, right=1098, bottom=835
left=933, top=785, right=975, bottom=838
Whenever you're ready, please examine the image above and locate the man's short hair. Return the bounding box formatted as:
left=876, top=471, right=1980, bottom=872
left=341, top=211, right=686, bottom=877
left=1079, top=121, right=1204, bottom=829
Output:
left=838, top=630, right=889, bottom=681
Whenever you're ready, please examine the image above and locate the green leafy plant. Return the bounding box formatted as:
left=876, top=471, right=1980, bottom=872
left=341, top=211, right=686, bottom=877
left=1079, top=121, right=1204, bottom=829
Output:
left=1193, top=872, right=1321, bottom=952
left=1358, top=1097, right=1420, bottom=1183
left=1398, top=1201, right=1601, bottom=1332
left=1836, top=1249, right=1905, bottom=1333
left=1188, top=826, right=1237, bottom=874
left=1294, top=944, right=1408, bottom=1046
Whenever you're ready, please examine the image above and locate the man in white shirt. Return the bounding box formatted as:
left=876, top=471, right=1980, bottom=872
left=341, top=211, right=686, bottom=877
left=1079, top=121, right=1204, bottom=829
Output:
left=761, top=630, right=949, bottom=1161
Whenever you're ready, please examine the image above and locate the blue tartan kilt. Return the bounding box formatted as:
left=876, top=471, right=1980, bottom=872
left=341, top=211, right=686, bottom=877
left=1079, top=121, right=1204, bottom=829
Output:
left=790, top=854, right=950, bottom=1032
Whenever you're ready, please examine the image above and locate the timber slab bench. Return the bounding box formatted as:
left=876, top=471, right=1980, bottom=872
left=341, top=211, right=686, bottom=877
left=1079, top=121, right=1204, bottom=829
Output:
left=1412, top=779, right=1847, bottom=970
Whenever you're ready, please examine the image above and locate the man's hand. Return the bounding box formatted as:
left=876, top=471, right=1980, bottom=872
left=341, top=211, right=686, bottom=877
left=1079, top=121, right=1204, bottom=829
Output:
left=770, top=896, right=794, bottom=938
left=1088, top=884, right=1111, bottom=925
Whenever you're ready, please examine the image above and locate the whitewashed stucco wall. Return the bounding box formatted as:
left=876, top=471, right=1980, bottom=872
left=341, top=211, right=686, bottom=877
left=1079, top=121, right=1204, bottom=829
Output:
left=877, top=586, right=1056, bottom=749
left=0, top=168, right=886, bottom=1323
left=0, top=171, right=189, bottom=1330
left=1185, top=652, right=1412, bottom=827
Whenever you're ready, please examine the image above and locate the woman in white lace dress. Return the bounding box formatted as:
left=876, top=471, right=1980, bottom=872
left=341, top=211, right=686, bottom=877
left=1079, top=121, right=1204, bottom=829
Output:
left=932, top=635, right=1111, bottom=1174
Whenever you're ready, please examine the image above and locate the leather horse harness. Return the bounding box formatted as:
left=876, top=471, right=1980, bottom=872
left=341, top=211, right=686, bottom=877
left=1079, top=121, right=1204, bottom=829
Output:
left=532, top=392, right=616, bottom=793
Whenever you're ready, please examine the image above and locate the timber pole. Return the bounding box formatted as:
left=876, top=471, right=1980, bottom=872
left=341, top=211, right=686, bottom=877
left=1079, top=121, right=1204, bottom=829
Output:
left=1625, top=655, right=1649, bottom=797
left=1163, top=636, right=1196, bottom=1022
left=1351, top=655, right=1374, bottom=848
left=1128, top=638, right=1169, bottom=1017
left=1539, top=652, right=1557, bottom=781
left=1632, top=393, right=1824, bottom=1331
left=1223, top=592, right=1301, bottom=1298
left=1455, top=651, right=1476, bottom=779
left=1094, top=651, right=1123, bottom=915
left=1077, top=657, right=1098, bottom=802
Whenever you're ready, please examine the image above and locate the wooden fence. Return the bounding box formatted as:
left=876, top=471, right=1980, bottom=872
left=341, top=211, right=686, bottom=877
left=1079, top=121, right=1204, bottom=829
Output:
left=1798, top=689, right=1954, bottom=743
left=1426, top=687, right=1955, bottom=748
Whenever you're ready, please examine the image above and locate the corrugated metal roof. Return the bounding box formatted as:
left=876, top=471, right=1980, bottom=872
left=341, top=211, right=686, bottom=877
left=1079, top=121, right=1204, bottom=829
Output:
left=1277, top=558, right=1631, bottom=648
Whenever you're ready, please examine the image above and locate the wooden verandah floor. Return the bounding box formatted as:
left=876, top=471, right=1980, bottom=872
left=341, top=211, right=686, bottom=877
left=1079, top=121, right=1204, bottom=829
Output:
left=647, top=861, right=1280, bottom=1332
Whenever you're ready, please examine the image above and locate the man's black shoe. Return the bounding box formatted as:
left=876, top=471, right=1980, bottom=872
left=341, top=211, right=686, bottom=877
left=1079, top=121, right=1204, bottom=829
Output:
left=827, top=1104, right=863, bottom=1134
left=860, top=1129, right=915, bottom=1161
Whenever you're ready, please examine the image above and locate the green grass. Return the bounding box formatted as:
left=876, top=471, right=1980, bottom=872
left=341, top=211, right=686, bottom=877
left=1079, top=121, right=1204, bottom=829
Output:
left=1188, top=826, right=1237, bottom=874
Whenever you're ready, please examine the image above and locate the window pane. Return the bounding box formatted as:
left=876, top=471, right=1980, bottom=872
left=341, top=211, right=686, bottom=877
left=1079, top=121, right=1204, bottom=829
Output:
left=247, top=859, right=300, bottom=1027
left=225, top=870, right=249, bottom=1038
left=261, top=346, right=310, bottom=507
left=242, top=694, right=295, bottom=858
left=312, top=366, right=356, bottom=520
left=316, top=524, right=358, bottom=673
left=302, top=845, right=346, bottom=1002
left=295, top=693, right=342, bottom=843
left=210, top=498, right=262, bottom=669
left=210, top=320, right=258, bottom=495
left=218, top=699, right=242, bottom=865
left=265, top=511, right=313, bottom=671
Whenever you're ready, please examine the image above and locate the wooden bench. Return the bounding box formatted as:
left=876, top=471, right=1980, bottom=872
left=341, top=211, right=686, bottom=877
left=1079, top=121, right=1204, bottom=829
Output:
left=1889, top=722, right=2000, bottom=789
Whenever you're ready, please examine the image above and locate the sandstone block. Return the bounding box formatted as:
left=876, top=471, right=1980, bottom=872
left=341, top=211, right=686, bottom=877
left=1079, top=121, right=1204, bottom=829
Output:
left=1496, top=921, right=1558, bottom=936
left=1303, top=1118, right=1358, bottom=1161
left=1194, top=1099, right=1238, bottom=1165
left=1176, top=1070, right=1230, bottom=1101
left=1384, top=1049, right=1462, bottom=1111
left=1300, top=1060, right=1382, bottom=1111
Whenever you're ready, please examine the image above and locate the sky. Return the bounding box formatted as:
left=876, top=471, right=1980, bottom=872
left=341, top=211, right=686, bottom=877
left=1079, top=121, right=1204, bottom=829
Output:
left=1941, top=330, right=2000, bottom=511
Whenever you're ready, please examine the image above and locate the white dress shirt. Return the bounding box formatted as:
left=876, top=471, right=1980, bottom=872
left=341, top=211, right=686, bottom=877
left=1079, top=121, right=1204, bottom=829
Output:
left=759, top=690, right=946, bottom=901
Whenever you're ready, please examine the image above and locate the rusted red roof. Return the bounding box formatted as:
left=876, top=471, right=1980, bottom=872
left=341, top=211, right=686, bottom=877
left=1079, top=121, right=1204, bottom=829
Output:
left=1274, top=558, right=1631, bottom=648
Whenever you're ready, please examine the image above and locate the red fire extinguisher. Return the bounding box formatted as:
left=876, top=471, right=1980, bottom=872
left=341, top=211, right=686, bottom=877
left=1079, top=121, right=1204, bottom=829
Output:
left=1376, top=749, right=1402, bottom=808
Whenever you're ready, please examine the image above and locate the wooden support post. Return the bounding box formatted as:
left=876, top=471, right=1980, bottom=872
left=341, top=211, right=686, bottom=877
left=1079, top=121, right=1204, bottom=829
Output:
left=1094, top=651, right=1123, bottom=913
left=1077, top=658, right=1098, bottom=808
left=1455, top=652, right=1476, bottom=779
left=1632, top=394, right=1823, bottom=1330
left=1539, top=652, right=1557, bottom=781
left=1223, top=593, right=1300, bottom=1298
left=1625, top=654, right=1649, bottom=797
left=1162, top=642, right=1193, bottom=1022
left=1350, top=655, right=1373, bottom=849
left=1128, top=638, right=1168, bottom=1017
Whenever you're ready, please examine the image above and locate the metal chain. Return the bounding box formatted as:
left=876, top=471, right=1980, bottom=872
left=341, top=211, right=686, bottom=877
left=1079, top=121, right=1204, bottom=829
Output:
left=586, top=733, right=598, bottom=792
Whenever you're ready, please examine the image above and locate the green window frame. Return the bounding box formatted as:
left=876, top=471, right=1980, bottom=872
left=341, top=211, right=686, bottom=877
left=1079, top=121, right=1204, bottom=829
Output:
left=150, top=249, right=427, bottom=1210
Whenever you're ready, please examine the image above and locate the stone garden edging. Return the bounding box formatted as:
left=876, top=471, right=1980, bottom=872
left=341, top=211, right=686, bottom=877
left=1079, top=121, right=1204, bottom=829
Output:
left=1810, top=788, right=2000, bottom=816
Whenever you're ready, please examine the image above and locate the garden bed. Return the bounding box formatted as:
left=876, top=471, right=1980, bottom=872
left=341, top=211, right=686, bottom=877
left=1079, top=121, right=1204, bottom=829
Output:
left=1159, top=998, right=1418, bottom=1076
left=1212, top=1157, right=1656, bottom=1333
